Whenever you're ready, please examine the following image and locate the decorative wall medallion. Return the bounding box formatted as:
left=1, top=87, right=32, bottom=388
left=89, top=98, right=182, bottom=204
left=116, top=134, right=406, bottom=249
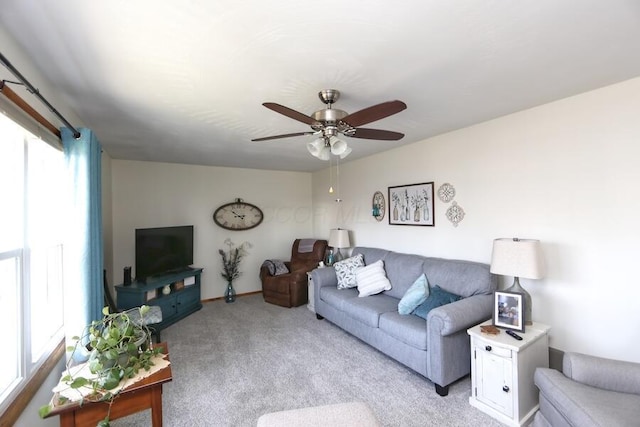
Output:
left=437, top=183, right=456, bottom=203
left=372, top=191, right=385, bottom=222
left=446, top=201, right=465, bottom=227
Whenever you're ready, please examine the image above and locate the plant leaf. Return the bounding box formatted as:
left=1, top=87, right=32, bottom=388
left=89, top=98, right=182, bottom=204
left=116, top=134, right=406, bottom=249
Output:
left=69, top=377, right=90, bottom=389
left=139, top=305, right=150, bottom=316
left=101, top=375, right=120, bottom=390
left=38, top=404, right=51, bottom=418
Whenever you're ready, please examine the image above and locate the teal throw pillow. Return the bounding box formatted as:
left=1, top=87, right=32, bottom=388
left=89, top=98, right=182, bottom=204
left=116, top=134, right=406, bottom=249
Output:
left=398, top=273, right=429, bottom=315
left=413, top=285, right=461, bottom=320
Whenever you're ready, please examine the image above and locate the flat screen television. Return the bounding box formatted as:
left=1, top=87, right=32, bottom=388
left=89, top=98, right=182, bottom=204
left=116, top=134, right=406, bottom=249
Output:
left=135, top=225, right=194, bottom=281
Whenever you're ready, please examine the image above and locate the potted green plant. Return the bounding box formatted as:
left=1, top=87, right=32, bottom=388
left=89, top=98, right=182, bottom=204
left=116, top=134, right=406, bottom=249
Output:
left=39, top=305, right=163, bottom=426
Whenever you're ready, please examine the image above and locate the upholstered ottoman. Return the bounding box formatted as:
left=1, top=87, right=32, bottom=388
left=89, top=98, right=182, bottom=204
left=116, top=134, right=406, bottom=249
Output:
left=257, top=401, right=380, bottom=427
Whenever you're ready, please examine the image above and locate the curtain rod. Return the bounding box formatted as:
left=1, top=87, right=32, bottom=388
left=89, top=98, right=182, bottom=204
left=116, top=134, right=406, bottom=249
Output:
left=0, top=81, right=61, bottom=138
left=0, top=51, right=81, bottom=139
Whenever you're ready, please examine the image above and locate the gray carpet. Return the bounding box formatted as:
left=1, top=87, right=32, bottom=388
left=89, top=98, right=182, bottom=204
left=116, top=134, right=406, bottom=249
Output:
left=112, top=294, right=503, bottom=426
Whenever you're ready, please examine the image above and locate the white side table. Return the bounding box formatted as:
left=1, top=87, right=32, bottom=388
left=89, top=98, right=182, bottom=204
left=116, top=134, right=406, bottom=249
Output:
left=468, top=321, right=550, bottom=426
left=307, top=272, right=315, bottom=312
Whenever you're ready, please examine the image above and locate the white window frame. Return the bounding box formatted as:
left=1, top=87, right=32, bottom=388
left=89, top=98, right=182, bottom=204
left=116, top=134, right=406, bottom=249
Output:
left=0, top=106, right=66, bottom=415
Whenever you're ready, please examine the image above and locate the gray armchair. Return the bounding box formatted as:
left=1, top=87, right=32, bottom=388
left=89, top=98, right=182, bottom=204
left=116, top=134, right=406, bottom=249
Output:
left=533, top=352, right=640, bottom=427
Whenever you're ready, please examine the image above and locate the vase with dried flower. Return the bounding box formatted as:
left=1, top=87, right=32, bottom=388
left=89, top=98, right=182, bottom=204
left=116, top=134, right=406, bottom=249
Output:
left=219, top=238, right=252, bottom=303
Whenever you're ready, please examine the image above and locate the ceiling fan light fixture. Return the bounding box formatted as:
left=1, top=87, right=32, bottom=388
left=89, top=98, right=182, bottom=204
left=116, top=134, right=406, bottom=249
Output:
left=339, top=146, right=352, bottom=159
left=255, top=89, right=406, bottom=159
left=317, top=146, right=331, bottom=161
left=307, top=138, right=325, bottom=157
left=329, top=136, right=348, bottom=156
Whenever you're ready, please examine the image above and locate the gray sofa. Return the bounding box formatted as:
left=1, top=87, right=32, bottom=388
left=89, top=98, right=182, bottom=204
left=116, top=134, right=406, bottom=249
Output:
left=533, top=352, right=640, bottom=426
left=312, top=246, right=497, bottom=396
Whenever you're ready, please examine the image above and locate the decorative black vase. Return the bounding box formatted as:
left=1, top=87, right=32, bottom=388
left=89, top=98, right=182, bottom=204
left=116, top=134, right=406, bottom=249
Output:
left=225, top=281, right=236, bottom=303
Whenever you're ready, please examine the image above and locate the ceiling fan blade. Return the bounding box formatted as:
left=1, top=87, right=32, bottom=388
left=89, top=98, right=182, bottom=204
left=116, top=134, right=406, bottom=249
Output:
left=350, top=128, right=404, bottom=141
left=341, top=100, right=407, bottom=127
left=262, top=102, right=320, bottom=126
left=251, top=131, right=315, bottom=142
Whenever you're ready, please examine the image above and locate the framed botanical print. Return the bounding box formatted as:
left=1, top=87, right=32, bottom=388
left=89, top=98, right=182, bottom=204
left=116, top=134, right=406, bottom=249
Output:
left=388, top=182, right=434, bottom=226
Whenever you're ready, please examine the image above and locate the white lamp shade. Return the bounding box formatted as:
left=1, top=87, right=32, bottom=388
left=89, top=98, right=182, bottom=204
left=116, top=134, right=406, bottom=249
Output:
left=328, top=228, right=350, bottom=249
left=317, top=146, right=330, bottom=161
left=490, top=238, right=544, bottom=279
left=329, top=137, right=348, bottom=155
left=339, top=146, right=352, bottom=159
left=307, top=138, right=325, bottom=157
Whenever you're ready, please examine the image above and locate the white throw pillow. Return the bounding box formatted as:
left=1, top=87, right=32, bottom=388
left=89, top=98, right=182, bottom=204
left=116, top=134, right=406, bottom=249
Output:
left=334, top=254, right=365, bottom=289
left=356, top=260, right=392, bottom=297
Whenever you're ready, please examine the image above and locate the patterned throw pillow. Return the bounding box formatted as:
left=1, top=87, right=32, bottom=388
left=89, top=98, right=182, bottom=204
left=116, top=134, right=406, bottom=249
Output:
left=356, top=259, right=392, bottom=297
left=398, top=273, right=429, bottom=315
left=335, top=254, right=365, bottom=289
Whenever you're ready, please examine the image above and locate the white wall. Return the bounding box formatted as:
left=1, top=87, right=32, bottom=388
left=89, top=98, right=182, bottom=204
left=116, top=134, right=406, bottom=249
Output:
left=111, top=160, right=314, bottom=299
left=313, top=77, right=640, bottom=363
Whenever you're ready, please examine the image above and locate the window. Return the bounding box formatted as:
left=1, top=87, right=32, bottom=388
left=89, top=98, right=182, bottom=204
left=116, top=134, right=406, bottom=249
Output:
left=0, top=112, right=65, bottom=409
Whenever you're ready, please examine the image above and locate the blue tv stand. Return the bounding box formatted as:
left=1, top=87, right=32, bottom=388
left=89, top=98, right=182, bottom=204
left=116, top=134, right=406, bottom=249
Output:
left=116, top=268, right=203, bottom=337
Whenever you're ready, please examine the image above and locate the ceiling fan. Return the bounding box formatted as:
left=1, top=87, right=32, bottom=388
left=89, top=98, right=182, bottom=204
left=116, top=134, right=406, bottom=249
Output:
left=252, top=89, right=407, bottom=160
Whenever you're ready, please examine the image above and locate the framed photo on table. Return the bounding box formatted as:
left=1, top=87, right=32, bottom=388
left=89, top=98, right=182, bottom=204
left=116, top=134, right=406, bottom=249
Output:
left=388, top=182, right=434, bottom=226
left=493, top=290, right=525, bottom=332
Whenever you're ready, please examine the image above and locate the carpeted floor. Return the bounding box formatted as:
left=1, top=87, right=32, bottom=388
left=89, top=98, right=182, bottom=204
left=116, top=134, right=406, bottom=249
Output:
left=112, top=294, right=503, bottom=426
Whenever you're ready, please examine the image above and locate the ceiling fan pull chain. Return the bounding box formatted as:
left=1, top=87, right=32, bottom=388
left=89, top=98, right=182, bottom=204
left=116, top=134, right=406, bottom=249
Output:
left=335, top=155, right=342, bottom=203
left=328, top=152, right=334, bottom=194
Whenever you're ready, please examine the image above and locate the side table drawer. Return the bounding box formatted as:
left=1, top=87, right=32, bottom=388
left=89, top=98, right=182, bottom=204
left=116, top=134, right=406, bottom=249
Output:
left=476, top=340, right=512, bottom=359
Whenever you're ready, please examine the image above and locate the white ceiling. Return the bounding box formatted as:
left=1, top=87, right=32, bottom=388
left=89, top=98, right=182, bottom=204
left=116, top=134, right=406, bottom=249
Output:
left=2, top=1, right=640, bottom=172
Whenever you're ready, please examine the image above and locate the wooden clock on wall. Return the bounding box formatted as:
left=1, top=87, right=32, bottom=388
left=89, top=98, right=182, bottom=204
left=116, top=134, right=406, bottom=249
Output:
left=213, top=198, right=264, bottom=231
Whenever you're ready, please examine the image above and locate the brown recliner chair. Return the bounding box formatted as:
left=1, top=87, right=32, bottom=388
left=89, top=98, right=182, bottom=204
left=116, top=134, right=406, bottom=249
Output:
left=261, top=239, right=328, bottom=308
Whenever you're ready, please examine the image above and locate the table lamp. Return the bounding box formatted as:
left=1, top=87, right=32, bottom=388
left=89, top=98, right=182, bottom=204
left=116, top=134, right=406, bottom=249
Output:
left=490, top=238, right=544, bottom=325
left=328, top=228, right=350, bottom=263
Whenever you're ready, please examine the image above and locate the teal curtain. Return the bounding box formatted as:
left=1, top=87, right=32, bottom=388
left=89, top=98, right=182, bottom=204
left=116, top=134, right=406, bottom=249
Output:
left=62, top=127, right=103, bottom=354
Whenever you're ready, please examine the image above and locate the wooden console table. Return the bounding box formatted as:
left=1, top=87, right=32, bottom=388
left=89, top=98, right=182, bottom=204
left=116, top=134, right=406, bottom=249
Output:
left=45, top=342, right=172, bottom=427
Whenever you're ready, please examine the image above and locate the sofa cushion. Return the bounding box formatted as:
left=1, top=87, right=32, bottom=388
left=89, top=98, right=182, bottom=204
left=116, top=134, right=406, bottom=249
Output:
left=413, top=285, right=461, bottom=319
left=379, top=311, right=428, bottom=350
left=563, top=352, right=640, bottom=394
left=380, top=252, right=426, bottom=299
left=352, top=247, right=390, bottom=265
left=334, top=254, right=364, bottom=289
left=319, top=286, right=358, bottom=312
left=398, top=273, right=429, bottom=315
left=422, top=258, right=495, bottom=297
left=356, top=260, right=392, bottom=297
left=340, top=294, right=398, bottom=328
left=535, top=367, right=640, bottom=427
